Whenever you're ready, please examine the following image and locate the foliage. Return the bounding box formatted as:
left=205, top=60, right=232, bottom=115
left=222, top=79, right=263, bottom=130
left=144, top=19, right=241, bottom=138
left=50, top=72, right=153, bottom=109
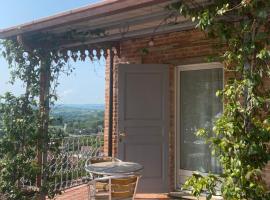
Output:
left=182, top=173, right=220, bottom=200
left=170, top=0, right=270, bottom=199
left=0, top=93, right=39, bottom=200
left=51, top=105, right=104, bottom=135
left=0, top=22, right=107, bottom=199
left=0, top=38, right=73, bottom=199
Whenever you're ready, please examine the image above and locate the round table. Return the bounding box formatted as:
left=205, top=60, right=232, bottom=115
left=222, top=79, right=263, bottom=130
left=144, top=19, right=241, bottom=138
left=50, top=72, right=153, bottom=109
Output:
left=85, top=161, right=143, bottom=176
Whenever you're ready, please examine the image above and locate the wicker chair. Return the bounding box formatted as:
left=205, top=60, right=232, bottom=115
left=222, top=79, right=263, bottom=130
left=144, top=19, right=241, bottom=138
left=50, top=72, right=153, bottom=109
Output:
left=88, top=175, right=141, bottom=200
left=85, top=156, right=122, bottom=198
left=89, top=156, right=122, bottom=164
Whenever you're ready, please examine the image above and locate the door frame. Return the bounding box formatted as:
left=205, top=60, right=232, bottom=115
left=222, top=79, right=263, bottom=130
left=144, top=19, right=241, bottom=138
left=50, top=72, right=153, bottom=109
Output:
left=175, top=62, right=224, bottom=187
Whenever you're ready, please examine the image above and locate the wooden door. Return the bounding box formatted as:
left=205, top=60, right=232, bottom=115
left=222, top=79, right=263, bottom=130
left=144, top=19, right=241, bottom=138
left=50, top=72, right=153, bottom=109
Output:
left=118, top=64, right=170, bottom=192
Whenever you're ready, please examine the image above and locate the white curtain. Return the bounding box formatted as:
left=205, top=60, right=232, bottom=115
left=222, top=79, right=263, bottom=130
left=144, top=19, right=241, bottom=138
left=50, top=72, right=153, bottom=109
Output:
left=180, top=68, right=222, bottom=174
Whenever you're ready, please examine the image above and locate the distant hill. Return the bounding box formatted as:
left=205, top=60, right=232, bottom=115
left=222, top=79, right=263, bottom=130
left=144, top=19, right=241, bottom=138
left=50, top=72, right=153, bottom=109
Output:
left=50, top=104, right=105, bottom=135
left=52, top=104, right=104, bottom=111
left=0, top=104, right=105, bottom=136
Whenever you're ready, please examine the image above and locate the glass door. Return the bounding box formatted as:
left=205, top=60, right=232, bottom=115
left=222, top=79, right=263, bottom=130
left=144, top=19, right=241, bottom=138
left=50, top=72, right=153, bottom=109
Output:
left=177, top=64, right=223, bottom=185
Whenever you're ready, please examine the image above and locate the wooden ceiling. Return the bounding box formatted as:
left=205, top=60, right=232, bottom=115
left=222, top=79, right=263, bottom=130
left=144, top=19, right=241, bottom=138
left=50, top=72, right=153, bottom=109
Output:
left=0, top=0, right=210, bottom=51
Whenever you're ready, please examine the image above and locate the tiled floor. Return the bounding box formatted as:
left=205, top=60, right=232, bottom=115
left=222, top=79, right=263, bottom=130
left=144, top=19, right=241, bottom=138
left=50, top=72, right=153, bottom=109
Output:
left=136, top=193, right=170, bottom=199
left=47, top=185, right=171, bottom=200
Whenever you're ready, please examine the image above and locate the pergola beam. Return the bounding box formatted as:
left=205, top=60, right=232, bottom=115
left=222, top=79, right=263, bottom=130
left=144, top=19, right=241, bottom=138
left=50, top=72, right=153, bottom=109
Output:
left=60, top=21, right=195, bottom=50
left=0, top=0, right=172, bottom=39
left=46, top=9, right=173, bottom=35
left=37, top=54, right=51, bottom=200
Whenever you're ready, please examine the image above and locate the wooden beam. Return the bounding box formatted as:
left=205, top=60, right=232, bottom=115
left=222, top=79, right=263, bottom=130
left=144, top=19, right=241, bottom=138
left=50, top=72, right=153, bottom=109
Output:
left=108, top=49, right=114, bottom=157
left=0, top=0, right=171, bottom=39
left=60, top=21, right=195, bottom=49
left=37, top=53, right=51, bottom=200
left=48, top=9, right=172, bottom=35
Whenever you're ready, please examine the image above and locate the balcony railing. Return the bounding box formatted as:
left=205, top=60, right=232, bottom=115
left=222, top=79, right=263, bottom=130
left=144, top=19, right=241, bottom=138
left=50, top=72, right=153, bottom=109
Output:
left=49, top=134, right=104, bottom=191
left=20, top=134, right=104, bottom=192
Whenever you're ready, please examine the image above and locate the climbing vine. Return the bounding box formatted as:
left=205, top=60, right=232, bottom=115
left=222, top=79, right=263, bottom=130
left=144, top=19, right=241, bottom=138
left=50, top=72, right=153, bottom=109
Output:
left=0, top=26, right=110, bottom=199
left=170, top=0, right=270, bottom=199
left=0, top=38, right=73, bottom=199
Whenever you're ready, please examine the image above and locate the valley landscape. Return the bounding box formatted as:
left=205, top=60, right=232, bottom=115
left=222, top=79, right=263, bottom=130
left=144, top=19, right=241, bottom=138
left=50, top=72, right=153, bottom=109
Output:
left=51, top=104, right=104, bottom=136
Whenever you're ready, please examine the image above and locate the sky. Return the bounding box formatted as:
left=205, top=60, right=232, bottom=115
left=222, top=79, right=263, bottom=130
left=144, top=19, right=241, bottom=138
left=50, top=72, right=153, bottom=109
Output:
left=0, top=0, right=105, bottom=104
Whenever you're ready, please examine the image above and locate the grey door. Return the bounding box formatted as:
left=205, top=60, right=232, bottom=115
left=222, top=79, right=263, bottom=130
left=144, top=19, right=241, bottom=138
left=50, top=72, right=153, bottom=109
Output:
left=118, top=64, right=169, bottom=193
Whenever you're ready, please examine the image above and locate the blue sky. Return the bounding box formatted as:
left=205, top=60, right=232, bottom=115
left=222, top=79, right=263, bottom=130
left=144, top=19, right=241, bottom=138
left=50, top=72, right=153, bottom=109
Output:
left=0, top=0, right=105, bottom=104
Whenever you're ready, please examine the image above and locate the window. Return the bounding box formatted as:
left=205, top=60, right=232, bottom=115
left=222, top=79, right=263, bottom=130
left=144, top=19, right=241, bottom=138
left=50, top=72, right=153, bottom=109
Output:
left=177, top=63, right=223, bottom=184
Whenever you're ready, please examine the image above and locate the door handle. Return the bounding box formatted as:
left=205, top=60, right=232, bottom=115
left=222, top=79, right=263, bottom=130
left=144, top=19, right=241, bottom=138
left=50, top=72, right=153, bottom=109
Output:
left=119, top=131, right=126, bottom=142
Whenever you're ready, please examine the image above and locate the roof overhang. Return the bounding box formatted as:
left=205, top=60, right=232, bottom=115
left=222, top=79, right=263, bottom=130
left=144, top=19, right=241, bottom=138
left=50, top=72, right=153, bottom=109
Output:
left=0, top=0, right=210, bottom=52
left=0, top=0, right=164, bottom=38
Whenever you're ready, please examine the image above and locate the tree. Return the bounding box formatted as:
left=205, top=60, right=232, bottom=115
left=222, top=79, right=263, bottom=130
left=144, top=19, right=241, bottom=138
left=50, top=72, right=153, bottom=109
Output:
left=170, top=0, right=270, bottom=199
left=0, top=39, right=71, bottom=199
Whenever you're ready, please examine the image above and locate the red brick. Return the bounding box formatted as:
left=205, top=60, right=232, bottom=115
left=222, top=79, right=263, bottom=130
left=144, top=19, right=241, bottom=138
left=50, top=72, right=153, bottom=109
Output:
left=103, top=29, right=270, bottom=191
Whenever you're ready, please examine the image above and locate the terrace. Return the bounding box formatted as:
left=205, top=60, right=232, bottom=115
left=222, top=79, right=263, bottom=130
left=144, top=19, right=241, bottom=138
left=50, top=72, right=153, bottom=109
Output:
left=0, top=1, right=185, bottom=199
left=0, top=0, right=269, bottom=200
left=44, top=135, right=171, bottom=200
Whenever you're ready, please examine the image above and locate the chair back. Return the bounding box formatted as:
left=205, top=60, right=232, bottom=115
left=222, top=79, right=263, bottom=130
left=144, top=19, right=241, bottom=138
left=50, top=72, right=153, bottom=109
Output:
left=85, top=156, right=121, bottom=168
left=90, top=156, right=121, bottom=164
left=110, top=176, right=140, bottom=199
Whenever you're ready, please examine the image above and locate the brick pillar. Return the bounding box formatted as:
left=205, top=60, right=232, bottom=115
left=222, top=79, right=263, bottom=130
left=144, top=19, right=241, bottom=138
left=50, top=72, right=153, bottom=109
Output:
left=103, top=50, right=110, bottom=156
left=169, top=65, right=176, bottom=191
left=112, top=55, right=120, bottom=157
left=104, top=50, right=120, bottom=157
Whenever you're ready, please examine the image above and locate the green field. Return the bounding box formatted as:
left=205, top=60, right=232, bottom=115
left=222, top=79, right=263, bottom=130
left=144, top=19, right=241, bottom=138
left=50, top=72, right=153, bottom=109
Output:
left=51, top=104, right=104, bottom=135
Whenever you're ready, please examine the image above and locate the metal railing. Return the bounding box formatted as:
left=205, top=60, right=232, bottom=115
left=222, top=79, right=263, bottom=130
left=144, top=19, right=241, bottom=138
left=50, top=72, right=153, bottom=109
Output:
left=19, top=134, right=104, bottom=192
left=48, top=134, right=104, bottom=191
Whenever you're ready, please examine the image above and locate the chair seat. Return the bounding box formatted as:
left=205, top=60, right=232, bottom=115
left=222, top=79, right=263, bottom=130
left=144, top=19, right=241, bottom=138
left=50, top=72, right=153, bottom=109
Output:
left=88, top=176, right=140, bottom=200
left=94, top=192, right=110, bottom=199
left=95, top=181, right=109, bottom=192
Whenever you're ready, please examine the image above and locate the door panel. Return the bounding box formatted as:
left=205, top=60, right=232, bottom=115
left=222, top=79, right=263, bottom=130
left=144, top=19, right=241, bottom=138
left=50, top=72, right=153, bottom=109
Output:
left=125, top=73, right=163, bottom=120
left=118, top=64, right=169, bottom=193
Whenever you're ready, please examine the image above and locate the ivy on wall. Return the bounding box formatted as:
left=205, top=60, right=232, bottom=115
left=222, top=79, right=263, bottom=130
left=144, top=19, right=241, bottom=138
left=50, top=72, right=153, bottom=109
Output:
left=0, top=38, right=73, bottom=199
left=170, top=0, right=270, bottom=199
left=0, top=26, right=115, bottom=198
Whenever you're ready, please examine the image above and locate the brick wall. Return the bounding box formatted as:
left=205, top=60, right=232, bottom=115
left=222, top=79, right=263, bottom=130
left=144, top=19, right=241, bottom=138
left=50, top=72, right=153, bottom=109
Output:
left=103, top=29, right=270, bottom=191
left=104, top=50, right=120, bottom=156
